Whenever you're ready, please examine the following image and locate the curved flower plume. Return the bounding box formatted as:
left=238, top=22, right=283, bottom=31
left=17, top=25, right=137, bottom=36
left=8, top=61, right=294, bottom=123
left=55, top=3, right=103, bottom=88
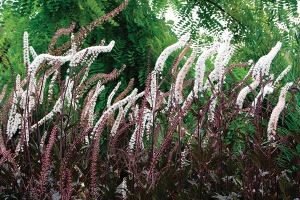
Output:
left=175, top=48, right=198, bottom=104
left=193, top=42, right=220, bottom=97
left=236, top=42, right=283, bottom=110
left=28, top=54, right=72, bottom=79
left=107, top=81, right=121, bottom=108
left=274, top=65, right=292, bottom=86
left=149, top=33, right=190, bottom=107
left=70, top=40, right=115, bottom=67
left=111, top=106, right=124, bottom=137
left=204, top=30, right=234, bottom=90
left=252, top=42, right=282, bottom=81
left=267, top=82, right=293, bottom=141
left=236, top=79, right=260, bottom=110
left=87, top=81, right=105, bottom=127
left=154, top=33, right=190, bottom=74
left=249, top=66, right=291, bottom=112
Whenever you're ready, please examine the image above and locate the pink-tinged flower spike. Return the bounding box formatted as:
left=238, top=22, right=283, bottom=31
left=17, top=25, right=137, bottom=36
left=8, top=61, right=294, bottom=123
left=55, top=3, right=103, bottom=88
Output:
left=267, top=82, right=293, bottom=142
left=38, top=77, right=47, bottom=104
left=70, top=40, right=115, bottom=66
left=252, top=42, right=282, bottom=81
left=175, top=48, right=198, bottom=103
left=0, top=127, right=6, bottom=153
left=87, top=81, right=105, bottom=127
left=193, top=43, right=220, bottom=98
left=236, top=60, right=254, bottom=87
left=23, top=32, right=30, bottom=67
left=38, top=125, right=58, bottom=197
left=0, top=84, right=7, bottom=103
left=39, top=131, right=47, bottom=152
left=273, top=65, right=292, bottom=86
left=236, top=79, right=260, bottom=109
left=111, top=106, right=123, bottom=137
left=182, top=90, right=195, bottom=112
left=89, top=114, right=108, bottom=196
left=107, top=81, right=121, bottom=108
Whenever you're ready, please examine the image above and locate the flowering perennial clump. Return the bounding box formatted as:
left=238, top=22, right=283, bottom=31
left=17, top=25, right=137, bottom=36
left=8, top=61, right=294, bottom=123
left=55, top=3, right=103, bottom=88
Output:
left=0, top=12, right=298, bottom=198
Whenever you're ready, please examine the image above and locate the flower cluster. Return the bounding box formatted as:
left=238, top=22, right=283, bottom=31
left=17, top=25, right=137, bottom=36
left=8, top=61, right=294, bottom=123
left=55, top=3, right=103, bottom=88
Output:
left=267, top=82, right=293, bottom=141
left=193, top=42, right=219, bottom=97
left=0, top=22, right=297, bottom=199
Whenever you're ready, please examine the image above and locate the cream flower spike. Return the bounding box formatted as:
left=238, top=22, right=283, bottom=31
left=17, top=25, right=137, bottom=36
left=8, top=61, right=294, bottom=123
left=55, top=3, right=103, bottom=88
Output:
left=252, top=42, right=282, bottom=81
left=267, top=82, right=293, bottom=141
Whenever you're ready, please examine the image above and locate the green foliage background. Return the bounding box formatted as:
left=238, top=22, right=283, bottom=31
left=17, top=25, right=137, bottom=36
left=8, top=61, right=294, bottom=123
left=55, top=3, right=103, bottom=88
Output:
left=0, top=0, right=178, bottom=94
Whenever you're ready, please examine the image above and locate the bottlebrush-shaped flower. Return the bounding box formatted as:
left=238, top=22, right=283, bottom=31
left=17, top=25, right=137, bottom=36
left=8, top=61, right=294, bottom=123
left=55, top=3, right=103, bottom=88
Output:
left=38, top=126, right=58, bottom=196
left=193, top=42, right=219, bottom=97
left=154, top=33, right=190, bottom=74
left=70, top=40, right=115, bottom=66
left=273, top=65, right=292, bottom=86
left=175, top=48, right=198, bottom=103
left=111, top=106, right=124, bottom=137
left=204, top=30, right=234, bottom=90
left=107, top=81, right=121, bottom=108
left=23, top=31, right=30, bottom=67
left=236, top=79, right=260, bottom=109
left=29, top=46, right=37, bottom=59
left=87, top=82, right=104, bottom=127
left=267, top=82, right=293, bottom=141
left=129, top=108, right=151, bottom=150
left=0, top=84, right=7, bottom=103
left=6, top=92, right=22, bottom=139
left=149, top=33, right=190, bottom=108
left=252, top=42, right=282, bottom=81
